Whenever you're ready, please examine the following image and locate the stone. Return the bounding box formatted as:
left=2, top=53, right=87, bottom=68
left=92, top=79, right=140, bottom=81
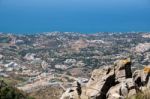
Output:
left=133, top=69, right=150, bottom=87
left=60, top=58, right=149, bottom=99
left=107, top=78, right=136, bottom=99
left=125, top=78, right=137, bottom=97
left=114, top=58, right=132, bottom=82
left=106, top=83, right=127, bottom=99
left=85, top=67, right=115, bottom=99
left=60, top=81, right=82, bottom=99
left=60, top=88, right=75, bottom=99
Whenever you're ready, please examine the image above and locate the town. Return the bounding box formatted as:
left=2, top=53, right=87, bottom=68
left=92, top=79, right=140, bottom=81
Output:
left=0, top=32, right=150, bottom=98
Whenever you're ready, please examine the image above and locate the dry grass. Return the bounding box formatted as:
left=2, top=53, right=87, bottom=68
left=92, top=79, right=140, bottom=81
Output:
left=29, top=86, right=64, bottom=99
left=0, top=77, right=20, bottom=86
left=128, top=88, right=150, bottom=99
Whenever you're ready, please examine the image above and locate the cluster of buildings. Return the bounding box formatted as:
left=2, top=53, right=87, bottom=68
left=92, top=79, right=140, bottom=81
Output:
left=0, top=32, right=150, bottom=93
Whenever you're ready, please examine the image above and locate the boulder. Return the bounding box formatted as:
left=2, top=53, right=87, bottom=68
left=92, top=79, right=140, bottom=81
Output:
left=106, top=83, right=127, bottom=99
left=133, top=67, right=150, bottom=88
left=125, top=78, right=137, bottom=97
left=60, top=88, right=76, bottom=99
left=107, top=78, right=136, bottom=99
left=84, top=58, right=132, bottom=99
left=114, top=58, right=132, bottom=82
left=60, top=81, right=82, bottom=99
left=85, top=67, right=115, bottom=99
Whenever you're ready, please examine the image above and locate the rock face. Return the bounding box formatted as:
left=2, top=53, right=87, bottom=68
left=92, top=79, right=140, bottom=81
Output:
left=60, top=58, right=150, bottom=99
left=85, top=67, right=115, bottom=99
left=107, top=78, right=136, bottom=99
left=85, top=58, right=132, bottom=99
left=114, top=58, right=132, bottom=82
left=133, top=66, right=150, bottom=90
left=60, top=81, right=82, bottom=99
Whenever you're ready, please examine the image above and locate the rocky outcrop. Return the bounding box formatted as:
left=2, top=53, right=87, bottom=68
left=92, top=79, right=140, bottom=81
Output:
left=60, top=58, right=150, bottom=99
left=106, top=78, right=136, bottom=99
left=60, top=81, right=82, bottom=99
left=114, top=58, right=132, bottom=82
left=85, top=67, right=115, bottom=99
left=133, top=66, right=150, bottom=91
left=85, top=58, right=132, bottom=99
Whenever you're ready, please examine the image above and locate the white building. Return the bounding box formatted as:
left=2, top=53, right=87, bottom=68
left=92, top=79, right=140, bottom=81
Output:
left=4, top=62, right=18, bottom=68
left=55, top=64, right=68, bottom=70
left=64, top=59, right=76, bottom=64
left=24, top=53, right=36, bottom=61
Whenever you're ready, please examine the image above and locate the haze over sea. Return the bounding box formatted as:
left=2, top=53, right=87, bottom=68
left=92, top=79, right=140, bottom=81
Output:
left=0, top=0, right=150, bottom=34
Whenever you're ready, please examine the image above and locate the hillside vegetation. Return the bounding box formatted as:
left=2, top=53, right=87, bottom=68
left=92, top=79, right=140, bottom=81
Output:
left=0, top=80, right=34, bottom=99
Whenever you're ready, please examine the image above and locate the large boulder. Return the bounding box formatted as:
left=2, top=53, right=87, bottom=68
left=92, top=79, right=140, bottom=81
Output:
left=85, top=66, right=115, bottom=99
left=83, top=58, right=132, bottom=99
left=107, top=78, right=136, bottom=99
left=106, top=83, right=128, bottom=99
left=60, top=81, right=82, bottom=99
left=114, top=58, right=132, bottom=82
left=60, top=88, right=75, bottom=99
left=133, top=70, right=145, bottom=87
left=133, top=66, right=150, bottom=90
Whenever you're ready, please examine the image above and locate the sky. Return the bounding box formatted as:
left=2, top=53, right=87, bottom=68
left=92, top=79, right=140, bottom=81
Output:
left=0, top=0, right=150, bottom=33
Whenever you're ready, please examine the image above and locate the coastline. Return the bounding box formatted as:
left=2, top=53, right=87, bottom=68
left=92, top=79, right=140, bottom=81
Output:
left=0, top=31, right=150, bottom=35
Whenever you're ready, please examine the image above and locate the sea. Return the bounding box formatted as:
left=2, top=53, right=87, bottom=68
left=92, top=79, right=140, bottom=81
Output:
left=0, top=0, right=150, bottom=34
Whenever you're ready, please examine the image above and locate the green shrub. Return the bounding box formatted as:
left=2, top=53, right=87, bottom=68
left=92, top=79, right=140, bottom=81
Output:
left=128, top=89, right=150, bottom=99
left=0, top=80, right=34, bottom=99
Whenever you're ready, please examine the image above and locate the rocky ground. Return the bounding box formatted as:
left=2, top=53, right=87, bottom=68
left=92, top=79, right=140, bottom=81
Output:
left=61, top=58, right=150, bottom=99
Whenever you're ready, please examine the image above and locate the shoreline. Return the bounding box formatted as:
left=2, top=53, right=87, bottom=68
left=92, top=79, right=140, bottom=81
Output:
left=0, top=31, right=150, bottom=35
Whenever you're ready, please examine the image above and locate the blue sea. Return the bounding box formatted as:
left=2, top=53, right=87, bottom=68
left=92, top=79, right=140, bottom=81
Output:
left=0, top=0, right=150, bottom=34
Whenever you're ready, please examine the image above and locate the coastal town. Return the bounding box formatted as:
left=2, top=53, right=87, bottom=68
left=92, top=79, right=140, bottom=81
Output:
left=0, top=32, right=150, bottom=99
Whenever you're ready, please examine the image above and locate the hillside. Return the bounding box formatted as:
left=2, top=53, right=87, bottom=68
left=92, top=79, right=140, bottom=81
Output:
left=0, top=80, right=33, bottom=99
left=0, top=32, right=150, bottom=99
